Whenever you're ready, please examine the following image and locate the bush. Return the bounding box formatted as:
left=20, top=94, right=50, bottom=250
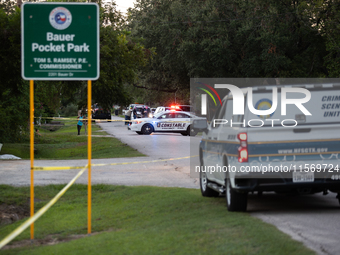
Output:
left=61, top=104, right=78, bottom=117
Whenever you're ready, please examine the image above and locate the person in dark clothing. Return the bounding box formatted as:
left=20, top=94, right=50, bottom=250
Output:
left=141, top=107, right=145, bottom=118
left=125, top=107, right=132, bottom=125
left=133, top=107, right=137, bottom=120
left=146, top=107, right=150, bottom=118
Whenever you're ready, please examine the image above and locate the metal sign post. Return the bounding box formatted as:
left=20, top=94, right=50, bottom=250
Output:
left=22, top=2, right=99, bottom=238
left=30, top=80, right=34, bottom=240
left=87, top=80, right=92, bottom=234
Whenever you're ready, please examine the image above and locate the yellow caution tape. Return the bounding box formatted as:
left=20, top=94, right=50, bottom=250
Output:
left=33, top=116, right=193, bottom=123
left=33, top=166, right=86, bottom=171
left=33, top=155, right=198, bottom=171
left=34, top=117, right=74, bottom=120
left=0, top=165, right=88, bottom=250
left=0, top=154, right=199, bottom=247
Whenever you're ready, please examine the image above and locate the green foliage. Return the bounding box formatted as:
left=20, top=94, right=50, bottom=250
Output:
left=87, top=0, right=154, bottom=109
left=60, top=104, right=78, bottom=117
left=0, top=0, right=152, bottom=142
left=0, top=7, right=29, bottom=142
left=127, top=0, right=336, bottom=104
left=2, top=0, right=340, bottom=142
left=93, top=28, right=151, bottom=108
left=316, top=1, right=340, bottom=77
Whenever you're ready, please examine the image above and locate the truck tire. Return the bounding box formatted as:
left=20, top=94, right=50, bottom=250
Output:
left=200, top=171, right=219, bottom=197
left=225, top=178, right=248, bottom=212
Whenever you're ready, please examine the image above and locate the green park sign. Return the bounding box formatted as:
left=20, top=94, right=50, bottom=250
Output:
left=21, top=2, right=99, bottom=80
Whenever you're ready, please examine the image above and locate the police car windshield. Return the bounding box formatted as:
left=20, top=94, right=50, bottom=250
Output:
left=153, top=112, right=166, bottom=118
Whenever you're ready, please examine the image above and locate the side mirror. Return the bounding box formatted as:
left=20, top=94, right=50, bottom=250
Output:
left=192, top=118, right=208, bottom=132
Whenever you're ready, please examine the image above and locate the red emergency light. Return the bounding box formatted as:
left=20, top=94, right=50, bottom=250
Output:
left=170, top=105, right=180, bottom=111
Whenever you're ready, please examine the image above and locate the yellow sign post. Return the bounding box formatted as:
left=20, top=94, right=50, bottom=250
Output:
left=87, top=80, right=92, bottom=234
left=28, top=80, right=93, bottom=238
left=30, top=80, right=34, bottom=240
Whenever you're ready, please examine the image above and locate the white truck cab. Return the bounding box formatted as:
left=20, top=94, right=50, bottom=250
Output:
left=198, top=84, right=340, bottom=211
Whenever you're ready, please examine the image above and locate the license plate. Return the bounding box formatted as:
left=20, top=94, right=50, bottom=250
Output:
left=293, top=171, right=314, bottom=183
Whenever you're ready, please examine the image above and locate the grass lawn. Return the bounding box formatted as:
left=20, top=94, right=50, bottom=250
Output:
left=0, top=184, right=314, bottom=255
left=0, top=118, right=143, bottom=159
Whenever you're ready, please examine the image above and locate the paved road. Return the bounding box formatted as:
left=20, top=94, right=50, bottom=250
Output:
left=248, top=192, right=340, bottom=255
left=0, top=117, right=199, bottom=188
left=1, top=116, right=340, bottom=255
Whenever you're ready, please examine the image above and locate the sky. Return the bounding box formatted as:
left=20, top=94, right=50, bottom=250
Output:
left=113, top=0, right=136, bottom=14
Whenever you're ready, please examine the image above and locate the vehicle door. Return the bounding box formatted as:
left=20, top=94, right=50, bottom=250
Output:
left=202, top=99, right=229, bottom=182
left=215, top=99, right=241, bottom=182
left=175, top=112, right=190, bottom=131
left=154, top=112, right=176, bottom=131
left=136, top=107, right=143, bottom=118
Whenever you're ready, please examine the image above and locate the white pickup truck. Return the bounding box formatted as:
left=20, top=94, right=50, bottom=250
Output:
left=197, top=83, right=340, bottom=211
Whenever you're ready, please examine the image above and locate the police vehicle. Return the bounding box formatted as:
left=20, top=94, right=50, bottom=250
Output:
left=130, top=111, right=203, bottom=136
left=196, top=83, right=340, bottom=211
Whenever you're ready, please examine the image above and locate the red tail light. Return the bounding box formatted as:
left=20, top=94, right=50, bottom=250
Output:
left=237, top=132, right=248, bottom=163
left=237, top=133, right=247, bottom=141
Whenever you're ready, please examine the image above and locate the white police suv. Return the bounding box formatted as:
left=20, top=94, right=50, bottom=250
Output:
left=130, top=111, right=202, bottom=136
left=197, top=83, right=340, bottom=212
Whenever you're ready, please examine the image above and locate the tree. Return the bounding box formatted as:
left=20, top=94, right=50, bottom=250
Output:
left=126, top=0, right=331, bottom=105
left=0, top=6, right=29, bottom=142
left=0, top=0, right=153, bottom=142
left=306, top=0, right=340, bottom=77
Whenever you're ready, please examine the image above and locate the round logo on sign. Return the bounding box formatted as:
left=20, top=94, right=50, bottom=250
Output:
left=49, top=7, right=72, bottom=30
